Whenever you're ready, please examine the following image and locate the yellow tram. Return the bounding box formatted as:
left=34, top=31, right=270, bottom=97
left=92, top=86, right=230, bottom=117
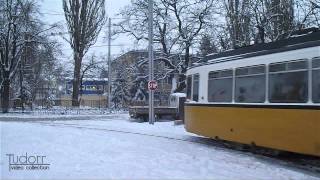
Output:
left=184, top=30, right=320, bottom=157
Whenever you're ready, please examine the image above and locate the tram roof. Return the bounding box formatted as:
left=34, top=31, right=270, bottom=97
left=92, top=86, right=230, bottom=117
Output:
left=192, top=28, right=320, bottom=69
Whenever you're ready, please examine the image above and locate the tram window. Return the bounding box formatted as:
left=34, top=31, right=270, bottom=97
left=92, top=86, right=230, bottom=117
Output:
left=235, top=65, right=266, bottom=103
left=209, top=71, right=219, bottom=79
left=287, top=60, right=308, bottom=71
left=269, top=71, right=308, bottom=103
left=236, top=65, right=265, bottom=76
left=208, top=70, right=233, bottom=102
left=236, top=68, right=249, bottom=76
left=220, top=70, right=233, bottom=77
left=270, top=60, right=308, bottom=72
left=192, top=74, right=199, bottom=101
left=313, top=58, right=320, bottom=68
left=312, top=58, right=320, bottom=103
left=270, top=63, right=286, bottom=72
left=186, top=75, right=192, bottom=100
left=313, top=70, right=320, bottom=103
left=250, top=65, right=265, bottom=74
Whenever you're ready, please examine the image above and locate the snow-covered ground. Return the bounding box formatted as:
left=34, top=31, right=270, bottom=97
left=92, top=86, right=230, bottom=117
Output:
left=0, top=113, right=319, bottom=180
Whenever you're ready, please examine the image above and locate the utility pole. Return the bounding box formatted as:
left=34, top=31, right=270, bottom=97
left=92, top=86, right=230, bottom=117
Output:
left=148, top=0, right=155, bottom=124
left=20, top=33, right=28, bottom=113
left=19, top=58, right=24, bottom=112
left=108, top=18, right=112, bottom=109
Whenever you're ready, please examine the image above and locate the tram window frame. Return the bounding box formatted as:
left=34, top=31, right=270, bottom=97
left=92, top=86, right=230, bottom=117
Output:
left=312, top=58, right=320, bottom=103
left=269, top=59, right=309, bottom=103
left=186, top=75, right=192, bottom=100
left=235, top=65, right=266, bottom=103
left=208, top=69, right=233, bottom=103
left=312, top=57, right=320, bottom=68
left=192, top=74, right=200, bottom=102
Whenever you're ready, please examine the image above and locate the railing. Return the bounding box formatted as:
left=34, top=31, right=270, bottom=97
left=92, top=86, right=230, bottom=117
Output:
left=3, top=107, right=127, bottom=115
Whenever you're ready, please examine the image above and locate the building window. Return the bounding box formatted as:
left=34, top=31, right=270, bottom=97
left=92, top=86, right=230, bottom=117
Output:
left=192, top=74, right=199, bottom=101
left=86, top=85, right=97, bottom=91
left=269, top=60, right=308, bottom=103
left=235, top=65, right=266, bottom=103
left=186, top=75, right=192, bottom=100
left=208, top=69, right=233, bottom=102
left=313, top=58, right=320, bottom=103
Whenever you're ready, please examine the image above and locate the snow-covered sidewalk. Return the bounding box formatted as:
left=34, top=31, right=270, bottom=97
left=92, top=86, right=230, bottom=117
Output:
left=1, top=113, right=319, bottom=179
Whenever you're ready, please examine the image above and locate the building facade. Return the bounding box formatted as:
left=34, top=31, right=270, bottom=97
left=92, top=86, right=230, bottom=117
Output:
left=60, top=78, right=109, bottom=108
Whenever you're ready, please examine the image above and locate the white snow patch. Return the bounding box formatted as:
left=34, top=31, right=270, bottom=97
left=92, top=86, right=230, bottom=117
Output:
left=171, top=93, right=186, bottom=98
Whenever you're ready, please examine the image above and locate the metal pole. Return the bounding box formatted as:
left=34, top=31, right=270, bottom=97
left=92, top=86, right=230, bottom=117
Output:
left=19, top=60, right=23, bottom=111
left=148, top=0, right=154, bottom=124
left=108, top=18, right=112, bottom=109
left=20, top=34, right=27, bottom=112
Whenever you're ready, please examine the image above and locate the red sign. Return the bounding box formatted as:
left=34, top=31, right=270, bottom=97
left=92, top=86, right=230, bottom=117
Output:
left=148, top=80, right=158, bottom=91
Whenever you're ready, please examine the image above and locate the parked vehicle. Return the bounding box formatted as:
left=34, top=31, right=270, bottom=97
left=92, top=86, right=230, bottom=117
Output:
left=129, top=93, right=186, bottom=121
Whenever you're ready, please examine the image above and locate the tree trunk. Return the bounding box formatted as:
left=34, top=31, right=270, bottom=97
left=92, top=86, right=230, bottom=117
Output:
left=174, top=45, right=190, bottom=93
left=1, top=71, right=10, bottom=113
left=72, top=53, right=83, bottom=107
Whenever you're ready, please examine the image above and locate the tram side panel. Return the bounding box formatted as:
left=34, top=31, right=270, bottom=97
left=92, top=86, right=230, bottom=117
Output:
left=184, top=104, right=320, bottom=157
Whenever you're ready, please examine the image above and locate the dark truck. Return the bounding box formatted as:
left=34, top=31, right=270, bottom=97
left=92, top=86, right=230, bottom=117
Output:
left=129, top=93, right=186, bottom=121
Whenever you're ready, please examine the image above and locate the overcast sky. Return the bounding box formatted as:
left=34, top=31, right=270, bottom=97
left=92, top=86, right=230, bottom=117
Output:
left=40, top=0, right=135, bottom=64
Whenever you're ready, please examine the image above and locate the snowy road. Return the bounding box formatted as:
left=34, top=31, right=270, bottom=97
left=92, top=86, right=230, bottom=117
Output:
left=1, top=113, right=319, bottom=179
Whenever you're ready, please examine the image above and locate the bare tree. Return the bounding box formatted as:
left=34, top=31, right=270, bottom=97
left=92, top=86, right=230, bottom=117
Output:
left=199, top=34, right=218, bottom=56
left=27, top=38, right=61, bottom=107
left=120, top=0, right=216, bottom=92
left=295, top=0, right=320, bottom=29
left=62, top=0, right=106, bottom=106
left=79, top=54, right=104, bottom=101
left=116, top=0, right=179, bottom=56
left=0, top=0, right=40, bottom=112
left=223, top=0, right=251, bottom=48
left=0, top=0, right=24, bottom=112
left=249, top=0, right=295, bottom=43
left=163, top=0, right=215, bottom=92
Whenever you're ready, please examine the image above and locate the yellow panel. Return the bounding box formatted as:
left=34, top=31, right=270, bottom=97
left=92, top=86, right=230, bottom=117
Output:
left=184, top=105, right=320, bottom=156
